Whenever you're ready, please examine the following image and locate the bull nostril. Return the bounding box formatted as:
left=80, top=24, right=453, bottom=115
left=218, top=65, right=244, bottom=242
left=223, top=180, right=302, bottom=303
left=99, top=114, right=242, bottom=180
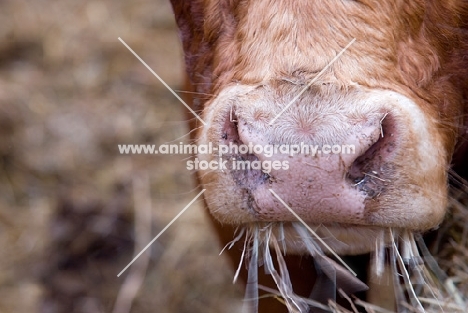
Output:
left=220, top=108, right=270, bottom=189
left=221, top=108, right=240, bottom=143
left=347, top=116, right=397, bottom=197
left=348, top=135, right=383, bottom=180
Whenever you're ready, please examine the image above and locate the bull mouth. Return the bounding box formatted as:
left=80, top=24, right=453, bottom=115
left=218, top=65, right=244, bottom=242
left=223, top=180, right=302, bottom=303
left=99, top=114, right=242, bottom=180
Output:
left=225, top=221, right=449, bottom=312
left=239, top=221, right=390, bottom=255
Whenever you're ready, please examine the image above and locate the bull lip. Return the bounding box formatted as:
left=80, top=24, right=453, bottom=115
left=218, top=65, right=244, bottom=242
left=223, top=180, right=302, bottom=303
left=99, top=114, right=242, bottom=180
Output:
left=232, top=221, right=393, bottom=255
left=241, top=221, right=386, bottom=230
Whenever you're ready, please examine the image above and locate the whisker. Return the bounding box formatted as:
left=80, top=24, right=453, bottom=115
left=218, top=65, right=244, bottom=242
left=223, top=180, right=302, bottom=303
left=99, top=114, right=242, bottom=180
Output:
left=173, top=89, right=215, bottom=97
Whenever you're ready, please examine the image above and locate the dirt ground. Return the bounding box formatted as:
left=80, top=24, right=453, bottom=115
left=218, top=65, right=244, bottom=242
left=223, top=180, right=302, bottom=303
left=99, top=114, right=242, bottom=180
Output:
left=0, top=1, right=242, bottom=312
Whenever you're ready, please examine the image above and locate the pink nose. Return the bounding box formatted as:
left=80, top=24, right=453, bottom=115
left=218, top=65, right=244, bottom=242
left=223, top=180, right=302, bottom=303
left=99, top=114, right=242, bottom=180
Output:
left=219, top=108, right=396, bottom=225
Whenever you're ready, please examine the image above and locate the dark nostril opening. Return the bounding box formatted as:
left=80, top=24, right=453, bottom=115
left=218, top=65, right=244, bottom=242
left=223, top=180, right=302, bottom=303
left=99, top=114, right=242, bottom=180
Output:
left=220, top=108, right=270, bottom=188
left=221, top=108, right=240, bottom=143
left=347, top=116, right=397, bottom=197
left=348, top=136, right=384, bottom=181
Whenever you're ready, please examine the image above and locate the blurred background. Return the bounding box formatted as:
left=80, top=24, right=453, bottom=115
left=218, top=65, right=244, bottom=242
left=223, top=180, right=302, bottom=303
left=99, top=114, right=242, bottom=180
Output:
left=0, top=0, right=242, bottom=312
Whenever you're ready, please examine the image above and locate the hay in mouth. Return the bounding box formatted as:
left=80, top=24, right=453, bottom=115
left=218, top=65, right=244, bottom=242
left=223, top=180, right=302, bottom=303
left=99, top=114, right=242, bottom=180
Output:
left=222, top=221, right=467, bottom=313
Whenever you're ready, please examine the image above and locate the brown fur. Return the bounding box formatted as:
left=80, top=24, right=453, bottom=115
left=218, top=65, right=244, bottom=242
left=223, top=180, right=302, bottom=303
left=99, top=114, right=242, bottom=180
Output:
left=171, top=0, right=468, bottom=311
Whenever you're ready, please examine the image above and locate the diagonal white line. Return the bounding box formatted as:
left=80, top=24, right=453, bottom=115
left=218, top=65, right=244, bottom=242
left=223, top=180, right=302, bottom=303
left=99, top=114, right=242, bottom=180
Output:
left=118, top=37, right=207, bottom=126
left=268, top=188, right=357, bottom=276
left=269, top=38, right=356, bottom=125
left=117, top=189, right=206, bottom=277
